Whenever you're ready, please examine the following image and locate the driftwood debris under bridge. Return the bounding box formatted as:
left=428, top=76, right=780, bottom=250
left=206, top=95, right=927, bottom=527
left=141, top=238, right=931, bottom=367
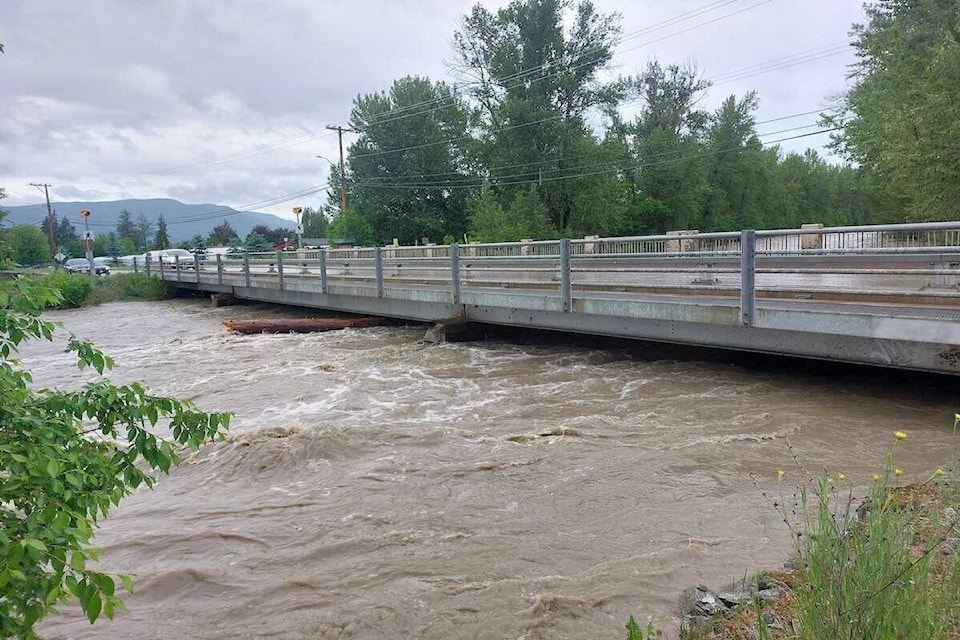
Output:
left=222, top=317, right=383, bottom=334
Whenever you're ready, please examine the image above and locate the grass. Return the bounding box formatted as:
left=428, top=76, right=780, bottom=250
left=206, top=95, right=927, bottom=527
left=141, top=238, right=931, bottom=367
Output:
left=679, top=420, right=960, bottom=640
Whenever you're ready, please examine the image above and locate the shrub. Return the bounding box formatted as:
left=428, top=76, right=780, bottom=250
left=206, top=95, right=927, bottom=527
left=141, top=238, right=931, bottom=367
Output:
left=35, top=271, right=94, bottom=308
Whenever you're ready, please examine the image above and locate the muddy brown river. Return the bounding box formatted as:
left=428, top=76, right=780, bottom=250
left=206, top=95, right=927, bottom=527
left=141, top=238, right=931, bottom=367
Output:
left=24, top=299, right=959, bottom=639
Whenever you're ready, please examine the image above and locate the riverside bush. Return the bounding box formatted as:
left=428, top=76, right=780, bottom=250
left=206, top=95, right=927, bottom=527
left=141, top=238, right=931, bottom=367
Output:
left=0, top=276, right=231, bottom=637
left=26, top=272, right=173, bottom=308
left=33, top=271, right=94, bottom=308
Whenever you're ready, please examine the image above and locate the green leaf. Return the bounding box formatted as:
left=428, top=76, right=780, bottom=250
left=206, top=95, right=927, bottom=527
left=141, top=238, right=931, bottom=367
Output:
left=85, top=591, right=102, bottom=624
left=23, top=539, right=46, bottom=553
left=120, top=574, right=135, bottom=593
left=70, top=552, right=86, bottom=572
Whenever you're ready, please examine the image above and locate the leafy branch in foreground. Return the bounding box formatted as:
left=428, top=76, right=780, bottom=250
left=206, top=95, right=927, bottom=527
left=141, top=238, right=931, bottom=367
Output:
left=0, top=276, right=231, bottom=638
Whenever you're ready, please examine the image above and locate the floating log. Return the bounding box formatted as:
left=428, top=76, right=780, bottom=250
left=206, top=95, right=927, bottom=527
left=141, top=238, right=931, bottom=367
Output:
left=222, top=317, right=383, bottom=334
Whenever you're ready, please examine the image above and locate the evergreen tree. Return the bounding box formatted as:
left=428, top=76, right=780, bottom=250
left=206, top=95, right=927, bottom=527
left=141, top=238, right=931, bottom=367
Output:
left=153, top=214, right=170, bottom=250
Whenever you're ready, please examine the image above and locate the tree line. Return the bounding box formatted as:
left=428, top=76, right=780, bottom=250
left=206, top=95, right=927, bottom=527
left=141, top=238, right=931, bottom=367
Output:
left=320, top=0, right=958, bottom=246
left=0, top=198, right=308, bottom=266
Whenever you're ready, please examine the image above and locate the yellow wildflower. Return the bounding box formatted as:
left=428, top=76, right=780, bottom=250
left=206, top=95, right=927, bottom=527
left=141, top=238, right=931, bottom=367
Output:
left=873, top=474, right=881, bottom=482
left=777, top=469, right=785, bottom=482
left=895, top=468, right=903, bottom=476
left=838, top=473, right=846, bottom=482
left=894, top=430, right=908, bottom=441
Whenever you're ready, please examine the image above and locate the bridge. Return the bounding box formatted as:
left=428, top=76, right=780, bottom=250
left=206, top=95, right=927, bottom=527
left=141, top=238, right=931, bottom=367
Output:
left=143, top=222, right=960, bottom=375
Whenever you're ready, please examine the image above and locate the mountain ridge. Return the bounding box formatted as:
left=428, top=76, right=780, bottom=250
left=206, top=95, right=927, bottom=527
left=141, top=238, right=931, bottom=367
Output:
left=2, top=198, right=294, bottom=242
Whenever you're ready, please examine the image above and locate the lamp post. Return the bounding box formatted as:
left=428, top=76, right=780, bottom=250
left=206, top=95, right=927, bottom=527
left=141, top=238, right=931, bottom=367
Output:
left=80, top=208, right=94, bottom=277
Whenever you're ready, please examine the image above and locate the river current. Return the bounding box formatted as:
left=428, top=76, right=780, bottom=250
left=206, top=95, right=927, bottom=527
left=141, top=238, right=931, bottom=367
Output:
left=24, top=299, right=959, bottom=639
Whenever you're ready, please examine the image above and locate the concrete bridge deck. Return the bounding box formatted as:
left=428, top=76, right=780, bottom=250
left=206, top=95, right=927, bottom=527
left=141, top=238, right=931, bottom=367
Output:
left=146, top=222, right=960, bottom=375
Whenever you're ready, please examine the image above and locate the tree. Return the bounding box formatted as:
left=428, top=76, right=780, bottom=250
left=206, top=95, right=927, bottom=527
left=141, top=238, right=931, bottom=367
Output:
left=242, top=232, right=271, bottom=252
left=301, top=207, right=329, bottom=238
left=207, top=220, right=239, bottom=246
left=0, top=278, right=231, bottom=638
left=327, top=209, right=376, bottom=246
left=115, top=209, right=134, bottom=244
left=132, top=213, right=152, bottom=251
left=828, top=0, right=960, bottom=221
left=42, top=212, right=79, bottom=252
left=346, top=76, right=474, bottom=244
left=105, top=233, right=121, bottom=261
left=452, top=0, right=626, bottom=232
left=5, top=225, right=51, bottom=265
left=185, top=234, right=207, bottom=251
left=153, top=214, right=170, bottom=250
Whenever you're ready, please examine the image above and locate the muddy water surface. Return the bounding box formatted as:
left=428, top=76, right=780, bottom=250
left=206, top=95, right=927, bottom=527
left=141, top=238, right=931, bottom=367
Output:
left=25, top=299, right=959, bottom=639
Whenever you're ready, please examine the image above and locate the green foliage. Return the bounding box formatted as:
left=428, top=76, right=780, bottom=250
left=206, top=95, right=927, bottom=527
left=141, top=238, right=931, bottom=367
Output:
left=828, top=0, right=960, bottom=221
left=301, top=207, right=329, bottom=238
left=88, top=274, right=174, bottom=305
left=153, top=214, right=170, bottom=250
left=345, top=75, right=472, bottom=245
left=778, top=435, right=960, bottom=639
left=242, top=232, right=271, bottom=252
left=0, top=277, right=230, bottom=637
left=625, top=616, right=661, bottom=639
left=328, top=208, right=376, bottom=246
left=207, top=220, right=240, bottom=247
left=5, top=225, right=51, bottom=266
left=32, top=271, right=94, bottom=309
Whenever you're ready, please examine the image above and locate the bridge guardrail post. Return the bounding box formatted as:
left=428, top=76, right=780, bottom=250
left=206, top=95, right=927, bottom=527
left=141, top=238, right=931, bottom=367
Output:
left=320, top=248, right=328, bottom=294
left=193, top=253, right=200, bottom=282
left=277, top=251, right=284, bottom=290
left=451, top=243, right=461, bottom=304
left=243, top=251, right=251, bottom=288
left=175, top=256, right=182, bottom=282
left=133, top=257, right=139, bottom=274
left=143, top=256, right=149, bottom=277
left=740, top=230, right=756, bottom=326
left=158, top=255, right=164, bottom=280
left=560, top=238, right=572, bottom=313
left=375, top=247, right=384, bottom=298
left=216, top=254, right=223, bottom=285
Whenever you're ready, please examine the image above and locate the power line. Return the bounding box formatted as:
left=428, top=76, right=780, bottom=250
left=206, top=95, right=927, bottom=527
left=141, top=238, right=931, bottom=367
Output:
left=353, top=107, right=830, bottom=185
left=352, top=128, right=841, bottom=191
left=357, top=0, right=748, bottom=127
left=356, top=0, right=777, bottom=132
left=349, top=45, right=845, bottom=163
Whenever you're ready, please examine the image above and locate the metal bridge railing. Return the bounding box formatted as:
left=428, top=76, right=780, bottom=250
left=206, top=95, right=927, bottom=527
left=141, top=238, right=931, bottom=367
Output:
left=146, top=221, right=960, bottom=328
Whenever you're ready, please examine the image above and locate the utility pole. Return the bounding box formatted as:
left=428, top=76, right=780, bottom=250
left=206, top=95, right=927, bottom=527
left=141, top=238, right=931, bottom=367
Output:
left=325, top=125, right=354, bottom=214
left=29, top=182, right=56, bottom=256
left=80, top=209, right=94, bottom=276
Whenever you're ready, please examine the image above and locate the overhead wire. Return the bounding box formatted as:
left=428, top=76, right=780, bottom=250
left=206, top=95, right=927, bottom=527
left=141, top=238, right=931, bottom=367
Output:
left=348, top=43, right=847, bottom=164
left=351, top=127, right=840, bottom=191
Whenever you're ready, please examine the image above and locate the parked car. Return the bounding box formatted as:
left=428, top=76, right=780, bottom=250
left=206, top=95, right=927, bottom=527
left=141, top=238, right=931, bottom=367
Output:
left=64, top=258, right=110, bottom=275
left=146, top=249, right=195, bottom=268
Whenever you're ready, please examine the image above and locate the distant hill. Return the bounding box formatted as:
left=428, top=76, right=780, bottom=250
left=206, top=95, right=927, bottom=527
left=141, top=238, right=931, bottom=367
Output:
left=2, top=198, right=294, bottom=242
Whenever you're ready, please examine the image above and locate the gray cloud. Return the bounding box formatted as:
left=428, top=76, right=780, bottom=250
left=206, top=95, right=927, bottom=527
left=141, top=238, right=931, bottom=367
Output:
left=1, top=0, right=864, bottom=218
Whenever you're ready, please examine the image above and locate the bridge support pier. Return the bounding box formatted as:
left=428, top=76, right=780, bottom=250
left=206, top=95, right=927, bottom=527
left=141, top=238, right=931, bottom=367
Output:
left=211, top=293, right=236, bottom=308
left=423, top=321, right=485, bottom=345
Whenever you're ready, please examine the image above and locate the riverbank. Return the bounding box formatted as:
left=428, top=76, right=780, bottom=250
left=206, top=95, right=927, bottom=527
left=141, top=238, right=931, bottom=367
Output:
left=25, top=271, right=174, bottom=308
left=676, top=429, right=960, bottom=640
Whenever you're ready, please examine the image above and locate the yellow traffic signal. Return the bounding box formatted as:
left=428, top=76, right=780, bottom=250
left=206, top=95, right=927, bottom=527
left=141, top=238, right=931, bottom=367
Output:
left=80, top=209, right=91, bottom=218
left=292, top=207, right=303, bottom=215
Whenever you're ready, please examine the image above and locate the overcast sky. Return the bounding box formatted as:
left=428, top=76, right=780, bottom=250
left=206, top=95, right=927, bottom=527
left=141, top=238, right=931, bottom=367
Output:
left=1, top=0, right=865, bottom=220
